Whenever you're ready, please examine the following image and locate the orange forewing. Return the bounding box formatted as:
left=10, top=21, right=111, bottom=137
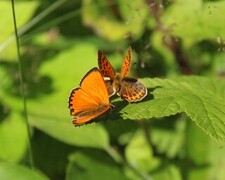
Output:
left=120, top=46, right=131, bottom=78
left=68, top=67, right=111, bottom=126
left=98, top=47, right=147, bottom=102
left=98, top=50, right=116, bottom=79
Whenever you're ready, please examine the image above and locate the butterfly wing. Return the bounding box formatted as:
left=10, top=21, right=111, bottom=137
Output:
left=79, top=67, right=109, bottom=105
left=68, top=68, right=110, bottom=126
left=98, top=50, right=116, bottom=79
left=104, top=77, right=116, bottom=97
left=70, top=90, right=109, bottom=126
left=98, top=50, right=117, bottom=96
left=118, top=77, right=147, bottom=102
left=120, top=46, right=131, bottom=78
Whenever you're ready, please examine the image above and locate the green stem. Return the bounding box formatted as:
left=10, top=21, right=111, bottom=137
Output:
left=11, top=0, right=34, bottom=169
left=105, top=146, right=123, bottom=164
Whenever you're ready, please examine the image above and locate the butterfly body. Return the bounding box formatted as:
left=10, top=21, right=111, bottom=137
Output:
left=68, top=68, right=111, bottom=126
left=112, top=73, right=122, bottom=92
left=98, top=47, right=147, bottom=102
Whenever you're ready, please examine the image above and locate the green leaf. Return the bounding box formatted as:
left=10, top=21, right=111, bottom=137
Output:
left=0, top=162, right=48, bottom=180
left=0, top=1, right=39, bottom=60
left=66, top=151, right=128, bottom=180
left=30, top=115, right=109, bottom=149
left=0, top=112, right=28, bottom=162
left=162, top=0, right=225, bottom=45
left=122, top=76, right=225, bottom=141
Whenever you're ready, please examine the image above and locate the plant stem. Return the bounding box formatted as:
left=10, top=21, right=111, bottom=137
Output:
left=11, top=0, right=34, bottom=169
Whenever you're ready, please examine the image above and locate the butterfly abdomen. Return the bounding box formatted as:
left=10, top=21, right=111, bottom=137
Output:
left=112, top=73, right=122, bottom=92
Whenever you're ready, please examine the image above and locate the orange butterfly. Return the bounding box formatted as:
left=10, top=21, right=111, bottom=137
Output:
left=68, top=67, right=111, bottom=126
left=98, top=47, right=147, bottom=102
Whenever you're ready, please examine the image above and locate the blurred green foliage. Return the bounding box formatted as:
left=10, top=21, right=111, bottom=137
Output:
left=0, top=0, right=225, bottom=179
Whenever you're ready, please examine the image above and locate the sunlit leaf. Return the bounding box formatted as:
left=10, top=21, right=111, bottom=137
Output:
left=122, top=76, right=225, bottom=141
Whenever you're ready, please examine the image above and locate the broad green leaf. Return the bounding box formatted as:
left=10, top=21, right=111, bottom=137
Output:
left=66, top=151, right=128, bottom=180
left=30, top=114, right=109, bottom=149
left=82, top=0, right=148, bottom=41
left=0, top=162, right=48, bottom=180
left=0, top=112, right=28, bottom=162
left=122, top=76, right=225, bottom=141
left=25, top=43, right=109, bottom=149
left=0, top=1, right=39, bottom=60
left=162, top=0, right=225, bottom=46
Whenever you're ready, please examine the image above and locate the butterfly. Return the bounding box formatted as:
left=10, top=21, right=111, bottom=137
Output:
left=68, top=67, right=112, bottom=126
left=98, top=47, right=147, bottom=102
